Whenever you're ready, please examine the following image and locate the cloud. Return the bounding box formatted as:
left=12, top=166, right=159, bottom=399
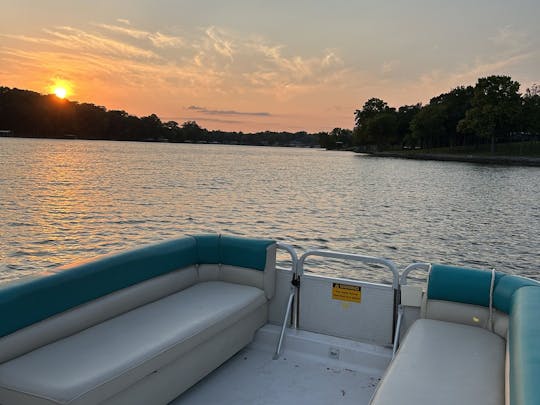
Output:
left=420, top=52, right=534, bottom=89
left=204, top=26, right=234, bottom=60
left=4, top=26, right=158, bottom=59
left=183, top=116, right=246, bottom=125
left=186, top=105, right=271, bottom=117
left=249, top=40, right=343, bottom=81
left=117, top=19, right=130, bottom=25
left=2, top=20, right=350, bottom=101
left=97, top=23, right=185, bottom=48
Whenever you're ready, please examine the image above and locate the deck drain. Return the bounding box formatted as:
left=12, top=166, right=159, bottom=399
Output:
left=328, top=347, right=340, bottom=359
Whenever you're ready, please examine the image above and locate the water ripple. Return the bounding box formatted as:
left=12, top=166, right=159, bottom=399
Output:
left=0, top=138, right=539, bottom=285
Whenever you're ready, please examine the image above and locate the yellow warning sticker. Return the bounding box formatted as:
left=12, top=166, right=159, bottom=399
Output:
left=332, top=283, right=361, bottom=303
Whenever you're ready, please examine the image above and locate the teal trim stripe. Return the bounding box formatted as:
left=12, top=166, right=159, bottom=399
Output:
left=493, top=274, right=540, bottom=314
left=427, top=264, right=493, bottom=307
left=509, top=286, right=540, bottom=405
left=0, top=237, right=198, bottom=338
left=220, top=235, right=275, bottom=271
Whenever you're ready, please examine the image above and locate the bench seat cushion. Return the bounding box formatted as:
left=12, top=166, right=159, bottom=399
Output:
left=0, top=281, right=267, bottom=405
left=370, top=319, right=505, bottom=405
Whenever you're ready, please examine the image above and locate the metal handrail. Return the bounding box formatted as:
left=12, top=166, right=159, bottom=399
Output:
left=393, top=262, right=430, bottom=357
left=274, top=242, right=300, bottom=359
left=276, top=242, right=299, bottom=274
left=400, top=262, right=431, bottom=285
left=298, top=249, right=400, bottom=290
left=276, top=242, right=299, bottom=329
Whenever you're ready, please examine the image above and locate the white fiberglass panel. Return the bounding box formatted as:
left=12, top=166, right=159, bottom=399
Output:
left=299, top=274, right=394, bottom=345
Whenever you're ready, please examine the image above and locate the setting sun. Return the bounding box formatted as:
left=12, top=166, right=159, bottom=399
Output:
left=49, top=78, right=72, bottom=100
left=54, top=87, right=67, bottom=99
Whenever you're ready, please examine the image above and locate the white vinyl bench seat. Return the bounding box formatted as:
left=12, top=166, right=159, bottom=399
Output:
left=0, top=235, right=278, bottom=405
left=371, top=318, right=505, bottom=405
left=0, top=282, right=267, bottom=405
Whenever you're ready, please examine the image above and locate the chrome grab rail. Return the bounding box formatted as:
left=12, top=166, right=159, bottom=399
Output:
left=274, top=242, right=299, bottom=359
left=400, top=262, right=431, bottom=285
left=276, top=242, right=299, bottom=275
left=393, top=262, right=430, bottom=357
left=298, top=249, right=399, bottom=290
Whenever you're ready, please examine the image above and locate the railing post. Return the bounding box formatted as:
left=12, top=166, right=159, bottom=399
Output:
left=274, top=243, right=300, bottom=359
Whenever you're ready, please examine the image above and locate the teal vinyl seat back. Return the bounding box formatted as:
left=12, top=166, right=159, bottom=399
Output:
left=0, top=234, right=275, bottom=339
left=427, top=264, right=496, bottom=307
left=427, top=264, right=539, bottom=314
left=191, top=234, right=274, bottom=271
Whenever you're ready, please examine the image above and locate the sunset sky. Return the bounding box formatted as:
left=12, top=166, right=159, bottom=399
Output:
left=1, top=0, right=539, bottom=132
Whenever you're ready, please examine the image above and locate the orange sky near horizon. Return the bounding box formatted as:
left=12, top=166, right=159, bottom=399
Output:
left=1, top=1, right=539, bottom=133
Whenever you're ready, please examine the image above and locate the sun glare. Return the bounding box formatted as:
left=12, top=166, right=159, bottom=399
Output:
left=49, top=79, right=72, bottom=100
left=54, top=87, right=67, bottom=99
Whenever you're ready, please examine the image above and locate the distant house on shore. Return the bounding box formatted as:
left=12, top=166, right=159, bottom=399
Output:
left=0, top=130, right=13, bottom=137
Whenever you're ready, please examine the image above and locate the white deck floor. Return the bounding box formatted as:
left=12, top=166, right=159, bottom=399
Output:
left=171, top=324, right=392, bottom=405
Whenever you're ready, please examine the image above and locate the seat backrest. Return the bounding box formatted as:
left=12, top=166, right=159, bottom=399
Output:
left=424, top=264, right=539, bottom=338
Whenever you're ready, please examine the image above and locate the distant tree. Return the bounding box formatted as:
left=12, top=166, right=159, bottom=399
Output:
left=396, top=104, right=421, bottom=146
left=319, top=132, right=336, bottom=149
left=522, top=85, right=540, bottom=136
left=354, top=98, right=397, bottom=150
left=429, top=86, right=474, bottom=147
left=365, top=113, right=398, bottom=148
left=409, top=104, right=446, bottom=149
left=458, top=76, right=521, bottom=152
left=140, top=114, right=164, bottom=139
left=321, top=128, right=353, bottom=149
left=74, top=103, right=108, bottom=139
left=181, top=121, right=206, bottom=142
left=354, top=98, right=392, bottom=127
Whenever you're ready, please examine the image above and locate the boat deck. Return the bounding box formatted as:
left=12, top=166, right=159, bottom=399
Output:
left=172, top=324, right=392, bottom=405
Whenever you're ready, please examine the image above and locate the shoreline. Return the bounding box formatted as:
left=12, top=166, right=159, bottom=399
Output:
left=362, top=152, right=540, bottom=167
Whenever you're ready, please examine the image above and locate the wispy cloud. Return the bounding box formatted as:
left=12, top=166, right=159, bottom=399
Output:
left=183, top=116, right=246, bottom=125
left=186, top=105, right=271, bottom=117
left=4, top=26, right=158, bottom=59
left=97, top=23, right=185, bottom=48
left=204, top=26, right=234, bottom=60
left=419, top=52, right=535, bottom=90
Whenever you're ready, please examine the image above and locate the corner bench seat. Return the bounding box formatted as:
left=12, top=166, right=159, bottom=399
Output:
left=0, top=281, right=267, bottom=405
left=371, top=318, right=505, bottom=405
left=0, top=234, right=277, bottom=405
left=372, top=264, right=540, bottom=405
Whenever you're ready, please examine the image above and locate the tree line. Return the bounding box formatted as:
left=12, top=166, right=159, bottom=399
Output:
left=2, top=76, right=539, bottom=153
left=346, top=76, right=540, bottom=152
left=0, top=87, right=320, bottom=147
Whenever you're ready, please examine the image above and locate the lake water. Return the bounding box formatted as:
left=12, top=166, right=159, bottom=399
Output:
left=1, top=137, right=539, bottom=285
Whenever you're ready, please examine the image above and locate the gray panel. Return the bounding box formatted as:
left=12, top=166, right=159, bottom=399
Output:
left=299, top=274, right=394, bottom=345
